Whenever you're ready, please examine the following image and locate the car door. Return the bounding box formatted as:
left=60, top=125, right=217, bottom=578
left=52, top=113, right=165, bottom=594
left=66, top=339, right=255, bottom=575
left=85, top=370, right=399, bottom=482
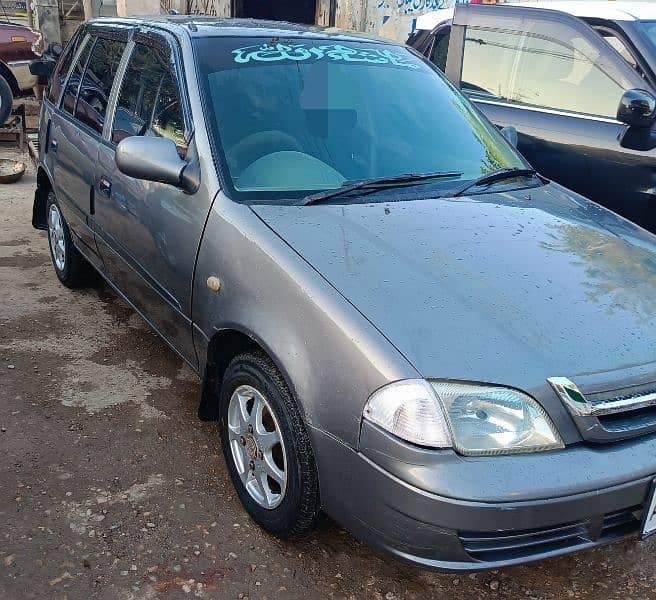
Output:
left=446, top=7, right=656, bottom=231
left=93, top=31, right=204, bottom=367
left=50, top=28, right=128, bottom=262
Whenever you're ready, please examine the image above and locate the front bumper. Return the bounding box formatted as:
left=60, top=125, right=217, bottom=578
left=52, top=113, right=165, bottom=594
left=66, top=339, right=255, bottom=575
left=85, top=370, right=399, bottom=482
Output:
left=311, top=423, right=656, bottom=570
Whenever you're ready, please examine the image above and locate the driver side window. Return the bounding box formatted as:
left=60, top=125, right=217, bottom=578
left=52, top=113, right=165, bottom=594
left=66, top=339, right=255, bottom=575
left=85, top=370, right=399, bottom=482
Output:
left=461, top=25, right=629, bottom=119
left=112, top=41, right=187, bottom=157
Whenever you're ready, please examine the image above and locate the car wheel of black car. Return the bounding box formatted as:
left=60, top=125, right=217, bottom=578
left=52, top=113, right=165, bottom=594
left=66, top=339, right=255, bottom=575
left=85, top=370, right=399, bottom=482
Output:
left=0, top=74, right=13, bottom=125
left=219, top=351, right=320, bottom=539
left=46, top=191, right=89, bottom=288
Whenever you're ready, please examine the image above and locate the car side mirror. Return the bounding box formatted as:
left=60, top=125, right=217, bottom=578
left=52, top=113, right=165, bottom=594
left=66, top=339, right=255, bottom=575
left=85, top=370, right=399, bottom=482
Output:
left=500, top=126, right=518, bottom=148
left=48, top=42, right=63, bottom=58
left=115, top=136, right=199, bottom=193
left=29, top=58, right=55, bottom=78
left=617, top=89, right=656, bottom=129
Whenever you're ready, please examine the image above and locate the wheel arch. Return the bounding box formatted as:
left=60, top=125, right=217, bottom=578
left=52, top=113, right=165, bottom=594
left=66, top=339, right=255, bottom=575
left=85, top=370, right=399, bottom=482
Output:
left=0, top=61, right=20, bottom=96
left=198, top=326, right=301, bottom=423
left=33, top=166, right=53, bottom=230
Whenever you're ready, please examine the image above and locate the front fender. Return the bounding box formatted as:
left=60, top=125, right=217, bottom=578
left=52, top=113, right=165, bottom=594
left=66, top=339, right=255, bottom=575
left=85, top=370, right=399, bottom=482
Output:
left=192, top=194, right=418, bottom=449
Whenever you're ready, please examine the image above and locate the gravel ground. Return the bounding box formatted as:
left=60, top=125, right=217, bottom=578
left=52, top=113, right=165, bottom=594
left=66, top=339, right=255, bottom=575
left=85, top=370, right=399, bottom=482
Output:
left=2, top=149, right=656, bottom=600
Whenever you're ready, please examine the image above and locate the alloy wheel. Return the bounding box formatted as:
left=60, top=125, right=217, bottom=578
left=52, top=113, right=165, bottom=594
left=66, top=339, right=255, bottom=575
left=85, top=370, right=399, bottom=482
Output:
left=48, top=204, right=66, bottom=271
left=227, top=384, right=288, bottom=509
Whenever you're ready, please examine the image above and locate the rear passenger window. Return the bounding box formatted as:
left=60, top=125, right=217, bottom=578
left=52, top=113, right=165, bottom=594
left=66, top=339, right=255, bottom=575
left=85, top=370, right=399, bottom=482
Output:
left=47, top=31, right=81, bottom=105
left=61, top=36, right=93, bottom=115
left=112, top=42, right=187, bottom=156
left=75, top=37, right=127, bottom=134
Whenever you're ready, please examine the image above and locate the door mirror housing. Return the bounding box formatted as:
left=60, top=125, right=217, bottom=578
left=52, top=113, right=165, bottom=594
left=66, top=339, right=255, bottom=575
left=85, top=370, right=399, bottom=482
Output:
left=29, top=58, right=55, bottom=78
left=47, top=42, right=63, bottom=59
left=617, top=89, right=656, bottom=129
left=115, top=136, right=199, bottom=193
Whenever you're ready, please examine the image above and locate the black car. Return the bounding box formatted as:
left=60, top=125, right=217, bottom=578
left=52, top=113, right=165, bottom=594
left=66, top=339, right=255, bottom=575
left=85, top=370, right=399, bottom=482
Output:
left=409, top=3, right=656, bottom=232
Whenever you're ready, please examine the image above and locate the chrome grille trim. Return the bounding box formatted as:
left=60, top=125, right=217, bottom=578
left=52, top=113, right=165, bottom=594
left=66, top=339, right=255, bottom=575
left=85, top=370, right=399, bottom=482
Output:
left=548, top=377, right=656, bottom=417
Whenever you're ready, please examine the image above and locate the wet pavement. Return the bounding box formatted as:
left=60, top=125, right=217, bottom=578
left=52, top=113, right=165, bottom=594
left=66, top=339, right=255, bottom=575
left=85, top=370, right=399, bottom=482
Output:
left=2, top=151, right=656, bottom=599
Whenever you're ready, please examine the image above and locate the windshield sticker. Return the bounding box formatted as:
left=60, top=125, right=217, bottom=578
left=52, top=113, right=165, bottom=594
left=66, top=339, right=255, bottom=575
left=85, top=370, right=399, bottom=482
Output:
left=232, top=43, right=420, bottom=69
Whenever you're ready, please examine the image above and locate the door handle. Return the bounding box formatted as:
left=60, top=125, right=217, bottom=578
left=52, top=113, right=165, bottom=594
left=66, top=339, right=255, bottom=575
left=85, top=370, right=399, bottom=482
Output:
left=98, top=177, right=112, bottom=197
left=50, top=138, right=58, bottom=153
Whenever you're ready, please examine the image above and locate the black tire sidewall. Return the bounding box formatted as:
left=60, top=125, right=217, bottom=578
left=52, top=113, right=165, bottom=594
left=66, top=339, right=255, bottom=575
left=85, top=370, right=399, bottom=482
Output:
left=219, top=354, right=315, bottom=537
left=45, top=192, right=76, bottom=285
left=0, top=75, right=13, bottom=126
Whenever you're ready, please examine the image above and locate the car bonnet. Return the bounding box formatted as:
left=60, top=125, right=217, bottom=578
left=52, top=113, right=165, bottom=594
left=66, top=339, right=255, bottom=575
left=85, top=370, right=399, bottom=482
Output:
left=252, top=183, right=656, bottom=396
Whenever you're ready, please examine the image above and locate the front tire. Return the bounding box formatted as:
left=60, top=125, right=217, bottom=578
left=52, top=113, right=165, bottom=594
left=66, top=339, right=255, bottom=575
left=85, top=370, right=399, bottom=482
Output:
left=219, top=351, right=320, bottom=539
left=46, top=191, right=89, bottom=288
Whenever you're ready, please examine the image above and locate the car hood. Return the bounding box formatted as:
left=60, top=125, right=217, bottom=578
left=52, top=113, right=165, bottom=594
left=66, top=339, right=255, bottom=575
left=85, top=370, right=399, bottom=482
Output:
left=252, top=184, right=656, bottom=393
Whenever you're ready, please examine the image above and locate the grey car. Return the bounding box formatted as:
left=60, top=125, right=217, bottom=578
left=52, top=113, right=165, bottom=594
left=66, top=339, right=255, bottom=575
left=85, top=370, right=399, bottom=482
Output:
left=33, top=16, right=656, bottom=571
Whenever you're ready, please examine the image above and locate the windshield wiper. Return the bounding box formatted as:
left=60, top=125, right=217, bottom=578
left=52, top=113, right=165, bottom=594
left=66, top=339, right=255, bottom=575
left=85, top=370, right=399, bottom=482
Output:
left=301, top=171, right=463, bottom=206
left=447, top=168, right=546, bottom=198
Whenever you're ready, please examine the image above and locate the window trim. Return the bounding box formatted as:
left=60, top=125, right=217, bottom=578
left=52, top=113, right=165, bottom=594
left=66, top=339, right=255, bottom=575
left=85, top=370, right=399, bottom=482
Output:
left=470, top=96, right=623, bottom=125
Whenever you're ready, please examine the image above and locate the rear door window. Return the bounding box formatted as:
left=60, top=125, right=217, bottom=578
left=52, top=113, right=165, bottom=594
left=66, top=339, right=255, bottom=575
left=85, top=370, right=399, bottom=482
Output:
left=61, top=36, right=93, bottom=115
left=47, top=30, right=82, bottom=105
left=111, top=41, right=187, bottom=156
left=74, top=36, right=127, bottom=134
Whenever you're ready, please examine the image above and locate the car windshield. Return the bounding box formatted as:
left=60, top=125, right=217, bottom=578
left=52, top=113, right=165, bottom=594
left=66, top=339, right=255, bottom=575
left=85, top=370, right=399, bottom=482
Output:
left=638, top=20, right=656, bottom=51
left=194, top=36, right=525, bottom=203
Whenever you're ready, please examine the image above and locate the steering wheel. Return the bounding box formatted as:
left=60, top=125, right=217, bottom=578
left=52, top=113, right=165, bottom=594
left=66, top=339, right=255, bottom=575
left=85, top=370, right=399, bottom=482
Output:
left=227, top=130, right=302, bottom=173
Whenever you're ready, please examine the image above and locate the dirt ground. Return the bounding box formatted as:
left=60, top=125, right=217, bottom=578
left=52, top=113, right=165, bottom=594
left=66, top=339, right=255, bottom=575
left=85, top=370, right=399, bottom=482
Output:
left=2, top=149, right=656, bottom=600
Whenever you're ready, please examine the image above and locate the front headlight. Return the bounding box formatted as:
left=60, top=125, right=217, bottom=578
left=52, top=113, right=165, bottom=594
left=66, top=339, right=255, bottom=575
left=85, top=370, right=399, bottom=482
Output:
left=363, top=379, right=563, bottom=456
left=431, top=381, right=563, bottom=456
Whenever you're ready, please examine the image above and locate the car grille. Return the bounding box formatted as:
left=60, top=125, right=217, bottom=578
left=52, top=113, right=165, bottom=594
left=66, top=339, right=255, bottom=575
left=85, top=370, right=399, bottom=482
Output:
left=598, top=405, right=656, bottom=434
left=549, top=377, right=656, bottom=442
left=458, top=505, right=642, bottom=563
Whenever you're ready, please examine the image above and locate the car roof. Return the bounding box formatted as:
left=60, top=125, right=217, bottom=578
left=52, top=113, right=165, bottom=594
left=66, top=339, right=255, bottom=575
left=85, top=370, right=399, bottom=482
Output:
left=92, top=15, right=400, bottom=45
left=414, top=2, right=656, bottom=31
left=505, top=1, right=656, bottom=21
left=415, top=8, right=454, bottom=32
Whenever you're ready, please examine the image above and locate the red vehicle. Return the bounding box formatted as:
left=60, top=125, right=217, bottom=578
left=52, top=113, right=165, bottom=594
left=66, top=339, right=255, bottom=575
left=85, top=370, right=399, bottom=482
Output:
left=0, top=20, right=42, bottom=123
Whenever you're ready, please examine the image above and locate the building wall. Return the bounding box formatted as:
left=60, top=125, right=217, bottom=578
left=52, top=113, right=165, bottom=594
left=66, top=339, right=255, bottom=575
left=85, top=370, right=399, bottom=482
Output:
left=358, top=0, right=455, bottom=41
left=176, top=0, right=454, bottom=40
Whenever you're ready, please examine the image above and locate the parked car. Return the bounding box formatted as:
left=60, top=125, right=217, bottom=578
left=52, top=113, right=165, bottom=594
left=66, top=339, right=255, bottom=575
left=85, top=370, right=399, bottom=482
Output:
left=0, top=20, right=41, bottom=123
left=409, top=2, right=656, bottom=233
left=34, top=17, right=656, bottom=571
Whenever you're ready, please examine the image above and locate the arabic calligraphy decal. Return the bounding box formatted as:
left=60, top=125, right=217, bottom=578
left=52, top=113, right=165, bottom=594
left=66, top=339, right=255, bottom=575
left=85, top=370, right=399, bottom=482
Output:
left=232, top=43, right=420, bottom=69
